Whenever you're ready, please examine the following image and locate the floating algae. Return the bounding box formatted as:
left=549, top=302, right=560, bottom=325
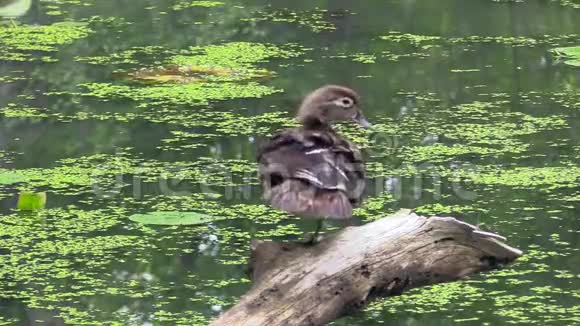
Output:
left=73, top=42, right=306, bottom=106
left=0, top=21, right=92, bottom=62
left=242, top=7, right=348, bottom=33
left=1, top=0, right=579, bottom=324
left=171, top=0, right=224, bottom=10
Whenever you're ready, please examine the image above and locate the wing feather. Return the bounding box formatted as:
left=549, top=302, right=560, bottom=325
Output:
left=258, top=128, right=366, bottom=219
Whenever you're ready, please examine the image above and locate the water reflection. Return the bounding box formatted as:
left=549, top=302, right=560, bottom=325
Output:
left=0, top=0, right=31, bottom=19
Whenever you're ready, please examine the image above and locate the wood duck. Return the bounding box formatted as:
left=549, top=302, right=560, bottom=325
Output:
left=257, top=85, right=370, bottom=239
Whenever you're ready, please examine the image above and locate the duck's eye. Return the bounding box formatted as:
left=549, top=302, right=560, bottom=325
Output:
left=335, top=97, right=354, bottom=108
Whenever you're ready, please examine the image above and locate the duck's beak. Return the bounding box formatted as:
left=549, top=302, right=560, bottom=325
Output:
left=353, top=111, right=371, bottom=128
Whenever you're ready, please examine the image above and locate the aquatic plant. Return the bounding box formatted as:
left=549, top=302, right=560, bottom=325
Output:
left=550, top=0, right=580, bottom=9
left=73, top=42, right=305, bottom=106
left=79, top=81, right=279, bottom=106
left=0, top=21, right=92, bottom=62
left=171, top=0, right=224, bottom=10
left=76, top=46, right=172, bottom=65
left=0, top=1, right=578, bottom=324
left=353, top=191, right=397, bottom=221
left=16, top=192, right=47, bottom=210
left=0, top=72, right=26, bottom=84
left=414, top=203, right=487, bottom=215
left=243, top=8, right=344, bottom=33
left=0, top=152, right=260, bottom=197
left=465, top=165, right=580, bottom=189
left=552, top=45, right=580, bottom=67
left=39, top=0, right=96, bottom=16
left=170, top=42, right=303, bottom=80
left=129, top=211, right=226, bottom=225
left=380, top=31, right=580, bottom=49
left=380, top=32, right=442, bottom=47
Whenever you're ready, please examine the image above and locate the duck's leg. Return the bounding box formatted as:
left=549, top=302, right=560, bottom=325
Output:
left=312, top=219, right=323, bottom=238
left=304, top=219, right=324, bottom=245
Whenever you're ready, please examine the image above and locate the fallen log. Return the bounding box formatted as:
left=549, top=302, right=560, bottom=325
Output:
left=211, top=210, right=522, bottom=326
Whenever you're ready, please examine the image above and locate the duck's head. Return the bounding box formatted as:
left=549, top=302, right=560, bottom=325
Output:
left=297, top=85, right=370, bottom=129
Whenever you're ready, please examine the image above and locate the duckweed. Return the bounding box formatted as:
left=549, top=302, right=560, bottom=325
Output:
left=414, top=203, right=487, bottom=216
left=170, top=42, right=304, bottom=81
left=171, top=0, right=224, bottom=10
left=339, top=247, right=579, bottom=325
left=0, top=199, right=267, bottom=324
left=129, top=211, right=225, bottom=225
left=76, top=46, right=172, bottom=65
left=380, top=31, right=580, bottom=48
left=0, top=104, right=50, bottom=118
left=73, top=42, right=305, bottom=106
left=80, top=81, right=279, bottom=106
left=351, top=54, right=377, bottom=64
left=358, top=282, right=485, bottom=317
left=399, top=143, right=505, bottom=163
left=380, top=32, right=442, bottom=47
left=370, top=99, right=569, bottom=164
left=466, top=165, right=580, bottom=189
left=0, top=22, right=91, bottom=62
left=353, top=191, right=397, bottom=221
left=243, top=8, right=341, bottom=33
left=39, top=0, right=95, bottom=16
left=0, top=104, right=294, bottom=154
left=1, top=1, right=579, bottom=325
left=0, top=72, right=26, bottom=84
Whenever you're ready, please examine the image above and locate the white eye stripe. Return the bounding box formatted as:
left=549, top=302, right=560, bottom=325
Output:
left=333, top=97, right=354, bottom=108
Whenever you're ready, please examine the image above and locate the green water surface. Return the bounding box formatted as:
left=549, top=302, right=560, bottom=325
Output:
left=0, top=0, right=579, bottom=325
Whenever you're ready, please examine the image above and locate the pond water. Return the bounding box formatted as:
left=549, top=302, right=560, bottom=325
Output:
left=0, top=0, right=579, bottom=325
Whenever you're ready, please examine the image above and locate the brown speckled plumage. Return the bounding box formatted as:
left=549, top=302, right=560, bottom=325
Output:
left=258, top=85, right=368, bottom=219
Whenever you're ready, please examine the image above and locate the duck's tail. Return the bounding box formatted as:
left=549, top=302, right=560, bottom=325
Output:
left=266, top=180, right=353, bottom=219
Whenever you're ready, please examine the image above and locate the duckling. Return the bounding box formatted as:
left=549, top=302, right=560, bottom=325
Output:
left=257, top=85, right=370, bottom=241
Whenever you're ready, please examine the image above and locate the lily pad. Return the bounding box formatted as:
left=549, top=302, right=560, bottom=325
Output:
left=552, top=46, right=580, bottom=67
left=129, top=211, right=227, bottom=225
left=17, top=192, right=46, bottom=210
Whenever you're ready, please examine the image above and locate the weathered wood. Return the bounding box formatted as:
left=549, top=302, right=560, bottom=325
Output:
left=211, top=210, right=522, bottom=326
